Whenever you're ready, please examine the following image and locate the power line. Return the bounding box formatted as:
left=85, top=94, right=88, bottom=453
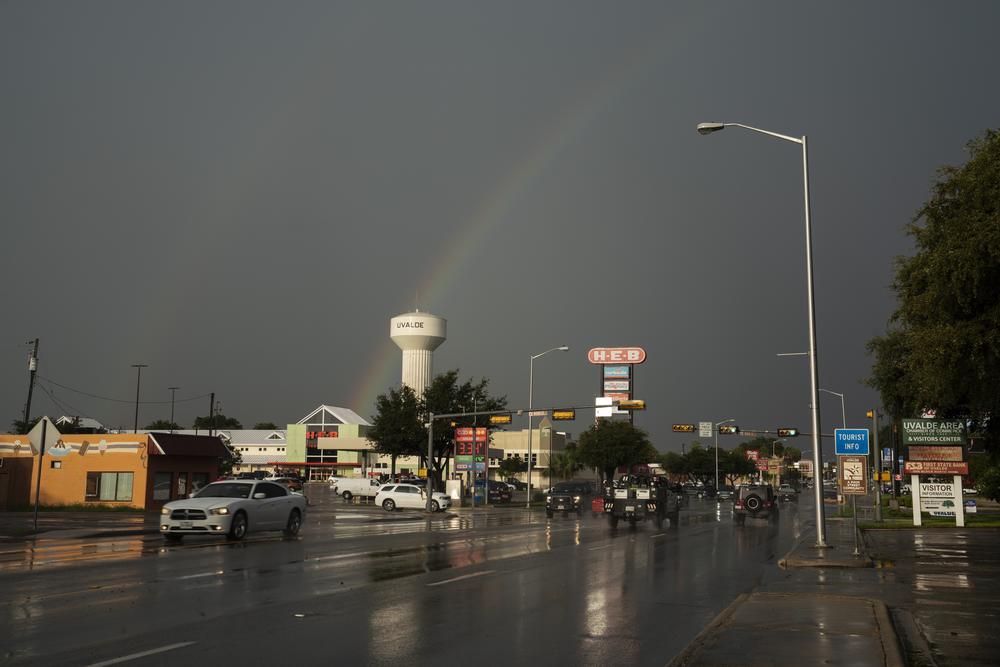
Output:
left=35, top=375, right=211, bottom=405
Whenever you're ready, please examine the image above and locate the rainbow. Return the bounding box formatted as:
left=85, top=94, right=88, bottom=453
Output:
left=350, top=10, right=697, bottom=413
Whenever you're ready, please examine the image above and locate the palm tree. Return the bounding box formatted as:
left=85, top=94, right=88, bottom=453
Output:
left=548, top=449, right=582, bottom=481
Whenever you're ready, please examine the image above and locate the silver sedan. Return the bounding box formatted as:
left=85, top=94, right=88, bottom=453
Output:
left=160, top=480, right=307, bottom=541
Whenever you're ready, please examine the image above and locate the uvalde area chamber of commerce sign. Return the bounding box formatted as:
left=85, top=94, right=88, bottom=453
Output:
left=901, top=418, right=966, bottom=446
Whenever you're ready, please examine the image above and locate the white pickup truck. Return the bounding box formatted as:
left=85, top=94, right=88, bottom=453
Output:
left=328, top=476, right=383, bottom=501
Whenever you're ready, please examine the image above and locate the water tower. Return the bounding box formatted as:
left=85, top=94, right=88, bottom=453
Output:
left=390, top=310, right=447, bottom=396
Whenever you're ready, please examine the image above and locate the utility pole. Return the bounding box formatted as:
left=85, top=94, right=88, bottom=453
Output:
left=209, top=392, right=215, bottom=437
left=131, top=364, right=148, bottom=434
left=871, top=409, right=883, bottom=522
left=168, top=387, right=180, bottom=433
left=23, top=338, right=39, bottom=429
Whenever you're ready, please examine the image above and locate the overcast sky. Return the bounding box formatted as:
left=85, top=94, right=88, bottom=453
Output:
left=3, top=1, right=998, bottom=456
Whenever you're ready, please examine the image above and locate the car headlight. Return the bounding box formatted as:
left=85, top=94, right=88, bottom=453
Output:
left=573, top=495, right=581, bottom=503
left=161, top=507, right=171, bottom=515
left=209, top=506, right=230, bottom=515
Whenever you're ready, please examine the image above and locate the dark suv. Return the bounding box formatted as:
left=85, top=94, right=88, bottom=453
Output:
left=733, top=484, right=778, bottom=525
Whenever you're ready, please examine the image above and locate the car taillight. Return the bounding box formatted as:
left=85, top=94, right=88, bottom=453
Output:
left=764, top=501, right=772, bottom=508
left=735, top=500, right=743, bottom=508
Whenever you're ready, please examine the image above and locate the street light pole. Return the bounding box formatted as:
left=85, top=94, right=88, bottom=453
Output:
left=714, top=418, right=735, bottom=492
left=698, top=121, right=827, bottom=547
left=526, top=346, right=569, bottom=509
left=131, top=364, right=148, bottom=434
left=168, top=386, right=180, bottom=433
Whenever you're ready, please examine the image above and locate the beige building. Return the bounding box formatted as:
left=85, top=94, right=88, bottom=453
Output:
left=489, top=418, right=568, bottom=482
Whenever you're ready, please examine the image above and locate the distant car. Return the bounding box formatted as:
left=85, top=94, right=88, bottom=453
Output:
left=237, top=471, right=269, bottom=480
left=160, top=480, right=306, bottom=541
left=733, top=484, right=779, bottom=525
left=506, top=479, right=528, bottom=491
left=328, top=476, right=382, bottom=501
left=470, top=479, right=512, bottom=503
left=778, top=484, right=799, bottom=502
left=376, top=484, right=451, bottom=512
left=266, top=476, right=304, bottom=493
left=717, top=486, right=735, bottom=501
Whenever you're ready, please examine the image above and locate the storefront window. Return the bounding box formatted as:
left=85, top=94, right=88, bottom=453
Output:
left=153, top=472, right=172, bottom=501
left=85, top=472, right=134, bottom=502
left=177, top=474, right=187, bottom=498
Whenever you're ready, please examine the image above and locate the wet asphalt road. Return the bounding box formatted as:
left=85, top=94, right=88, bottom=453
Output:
left=1, top=495, right=808, bottom=666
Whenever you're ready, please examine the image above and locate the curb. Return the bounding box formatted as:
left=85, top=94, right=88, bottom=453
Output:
left=665, top=593, right=749, bottom=667
left=873, top=599, right=906, bottom=667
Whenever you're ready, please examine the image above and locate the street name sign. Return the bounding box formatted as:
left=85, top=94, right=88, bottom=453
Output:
left=834, top=428, right=870, bottom=456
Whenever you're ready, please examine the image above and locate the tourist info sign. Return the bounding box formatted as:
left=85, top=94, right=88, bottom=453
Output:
left=834, top=428, right=870, bottom=456
left=838, top=455, right=868, bottom=495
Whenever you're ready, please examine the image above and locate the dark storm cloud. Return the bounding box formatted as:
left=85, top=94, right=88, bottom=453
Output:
left=3, top=1, right=998, bottom=458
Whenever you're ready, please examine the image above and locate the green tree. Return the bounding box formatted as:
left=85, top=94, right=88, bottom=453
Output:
left=253, top=422, right=278, bottom=430
left=422, top=370, right=507, bottom=487
left=145, top=419, right=180, bottom=430
left=498, top=456, right=528, bottom=480
left=367, top=385, right=425, bottom=478
left=659, top=450, right=685, bottom=477
left=576, top=420, right=657, bottom=482
left=218, top=443, right=242, bottom=477
left=867, top=129, right=1000, bottom=450
left=193, top=414, right=243, bottom=430
left=548, top=444, right=583, bottom=481
left=720, top=448, right=757, bottom=486
left=680, top=443, right=716, bottom=486
left=9, top=416, right=41, bottom=434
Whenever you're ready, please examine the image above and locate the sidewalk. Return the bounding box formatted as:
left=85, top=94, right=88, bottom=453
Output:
left=668, top=516, right=904, bottom=667
left=779, top=515, right=874, bottom=569
left=668, top=591, right=903, bottom=667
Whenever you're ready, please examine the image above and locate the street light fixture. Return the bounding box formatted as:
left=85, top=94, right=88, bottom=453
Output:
left=527, top=345, right=569, bottom=508
left=698, top=120, right=827, bottom=547
left=714, top=418, right=735, bottom=492
left=819, top=388, right=847, bottom=429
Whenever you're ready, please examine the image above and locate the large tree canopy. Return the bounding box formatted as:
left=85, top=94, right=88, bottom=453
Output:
left=867, top=129, right=1000, bottom=452
left=576, top=419, right=657, bottom=482
left=367, top=385, right=425, bottom=477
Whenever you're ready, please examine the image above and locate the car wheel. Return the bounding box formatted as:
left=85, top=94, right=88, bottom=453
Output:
left=670, top=511, right=680, bottom=529
left=430, top=500, right=440, bottom=512
left=164, top=533, right=182, bottom=543
left=654, top=514, right=664, bottom=529
left=342, top=491, right=353, bottom=502
left=283, top=509, right=302, bottom=536
left=382, top=499, right=395, bottom=512
left=608, top=514, right=619, bottom=529
left=744, top=494, right=762, bottom=513
left=735, top=514, right=745, bottom=526
left=545, top=510, right=553, bottom=518
left=228, top=511, right=248, bottom=540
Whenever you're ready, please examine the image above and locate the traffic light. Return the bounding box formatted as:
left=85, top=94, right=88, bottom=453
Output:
left=866, top=409, right=874, bottom=419
left=618, top=400, right=646, bottom=410
left=552, top=409, right=576, bottom=421
left=488, top=413, right=513, bottom=425
left=777, top=428, right=799, bottom=437
left=672, top=424, right=696, bottom=433
left=718, top=425, right=739, bottom=435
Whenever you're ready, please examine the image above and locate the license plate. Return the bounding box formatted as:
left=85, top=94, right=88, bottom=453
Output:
left=180, top=521, right=193, bottom=529
left=625, top=506, right=635, bottom=512
left=556, top=505, right=565, bottom=509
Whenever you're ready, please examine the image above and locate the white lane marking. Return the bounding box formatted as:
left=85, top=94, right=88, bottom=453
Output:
left=588, top=544, right=613, bottom=551
left=427, top=570, right=495, bottom=587
left=86, top=641, right=195, bottom=666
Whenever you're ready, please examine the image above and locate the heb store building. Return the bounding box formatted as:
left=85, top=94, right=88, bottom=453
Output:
left=0, top=420, right=230, bottom=511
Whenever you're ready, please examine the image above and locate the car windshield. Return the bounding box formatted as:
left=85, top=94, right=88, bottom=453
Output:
left=195, top=482, right=253, bottom=499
